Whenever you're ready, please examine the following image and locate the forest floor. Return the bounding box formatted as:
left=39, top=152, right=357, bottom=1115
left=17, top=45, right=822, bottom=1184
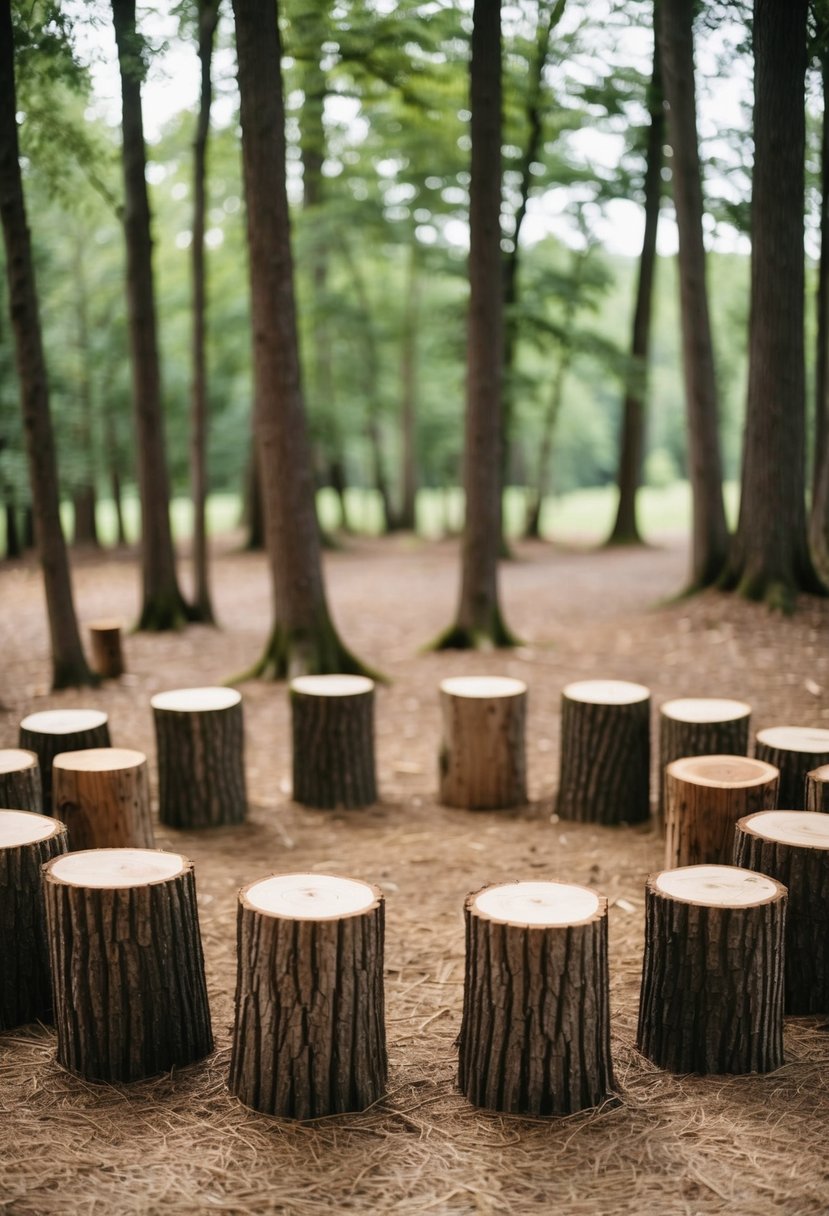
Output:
left=3, top=533, right=829, bottom=1215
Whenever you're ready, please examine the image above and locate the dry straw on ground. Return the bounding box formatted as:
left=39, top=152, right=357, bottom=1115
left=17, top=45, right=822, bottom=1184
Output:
left=3, top=536, right=829, bottom=1214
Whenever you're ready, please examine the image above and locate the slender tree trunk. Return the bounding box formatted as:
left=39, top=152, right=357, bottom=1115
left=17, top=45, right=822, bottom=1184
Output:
left=657, top=0, right=728, bottom=589
left=437, top=0, right=514, bottom=649
left=398, top=243, right=420, bottom=532
left=4, top=500, right=20, bottom=558
left=22, top=503, right=34, bottom=550
left=524, top=345, right=572, bottom=539
left=72, top=487, right=98, bottom=546
left=607, top=4, right=663, bottom=546
left=111, top=0, right=188, bottom=629
left=71, top=238, right=100, bottom=548
left=810, top=51, right=829, bottom=580
left=232, top=0, right=369, bottom=678
left=0, top=0, right=94, bottom=688
left=103, top=406, right=127, bottom=546
left=722, top=0, right=824, bottom=606
left=188, top=0, right=220, bottom=624
left=242, top=441, right=265, bottom=550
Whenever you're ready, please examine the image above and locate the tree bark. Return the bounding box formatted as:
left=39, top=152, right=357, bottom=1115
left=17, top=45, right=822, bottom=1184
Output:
left=19, top=709, right=111, bottom=813
left=721, top=0, right=824, bottom=606
left=637, top=866, right=785, bottom=1073
left=53, top=747, right=154, bottom=850
left=557, top=680, right=650, bottom=824
left=458, top=881, right=614, bottom=1115
left=657, top=0, right=728, bottom=589
left=657, top=697, right=751, bottom=826
left=735, top=810, right=829, bottom=1014
left=810, top=51, right=829, bottom=580
left=4, top=500, right=20, bottom=558
left=439, top=676, right=527, bottom=809
left=754, top=726, right=829, bottom=810
left=231, top=0, right=368, bottom=677
left=111, top=0, right=189, bottom=630
left=664, top=754, right=778, bottom=868
left=524, top=330, right=574, bottom=539
left=71, top=235, right=99, bottom=550
left=44, top=848, right=213, bottom=1082
left=152, top=687, right=246, bottom=828
left=805, top=765, right=829, bottom=812
left=88, top=619, right=125, bottom=679
left=0, top=0, right=94, bottom=689
left=289, top=675, right=377, bottom=809
left=0, top=810, right=68, bottom=1030
left=0, top=749, right=41, bottom=813
left=397, top=243, right=420, bottom=532
left=229, top=873, right=387, bottom=1117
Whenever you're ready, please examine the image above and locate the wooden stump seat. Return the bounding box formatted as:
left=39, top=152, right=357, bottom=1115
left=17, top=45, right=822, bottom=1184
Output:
left=664, top=754, right=778, bottom=868
left=0, top=748, right=42, bottom=813
left=805, top=765, right=829, bottom=812
left=52, top=747, right=154, bottom=850
left=88, top=618, right=125, bottom=679
left=43, top=847, right=213, bottom=1082
left=0, top=810, right=68, bottom=1030
left=754, top=726, right=829, bottom=809
left=637, top=864, right=785, bottom=1074
left=658, top=697, right=751, bottom=826
left=229, top=872, right=387, bottom=1118
left=289, top=675, right=377, bottom=809
left=19, top=708, right=110, bottom=813
left=151, top=687, right=246, bottom=828
left=439, top=676, right=527, bottom=810
left=557, top=679, right=650, bottom=824
left=458, top=880, right=614, bottom=1115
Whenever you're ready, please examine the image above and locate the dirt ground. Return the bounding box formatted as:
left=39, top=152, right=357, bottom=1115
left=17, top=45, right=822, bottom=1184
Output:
left=3, top=534, right=829, bottom=1215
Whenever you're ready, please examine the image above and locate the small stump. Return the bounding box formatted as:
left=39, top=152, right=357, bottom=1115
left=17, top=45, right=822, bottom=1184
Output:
left=0, top=810, right=68, bottom=1030
left=658, top=698, right=751, bottom=827
left=289, top=675, right=377, bottom=809
left=637, top=864, right=785, bottom=1074
left=43, top=847, right=213, bottom=1082
left=0, top=748, right=42, bottom=813
left=439, top=676, right=527, bottom=810
left=88, top=618, right=125, bottom=679
left=754, top=726, right=829, bottom=810
left=229, top=872, right=387, bottom=1118
left=52, top=747, right=155, bottom=850
left=805, top=765, right=829, bottom=812
left=664, top=754, right=779, bottom=868
left=735, top=810, right=829, bottom=1014
left=19, top=709, right=110, bottom=813
left=557, top=679, right=650, bottom=824
left=151, top=687, right=246, bottom=828
left=458, top=881, right=614, bottom=1115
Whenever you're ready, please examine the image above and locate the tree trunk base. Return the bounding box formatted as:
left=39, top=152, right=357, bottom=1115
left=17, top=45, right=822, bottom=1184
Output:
left=152, top=687, right=246, bottom=828
left=430, top=607, right=519, bottom=652
left=238, top=618, right=380, bottom=683
left=290, top=675, right=377, bottom=808
left=19, top=709, right=111, bottom=813
left=658, top=697, right=752, bottom=828
left=755, top=726, right=829, bottom=809
left=0, top=748, right=42, bottom=812
left=439, top=676, right=527, bottom=809
left=53, top=747, right=155, bottom=850
left=557, top=680, right=651, bottom=824
left=664, top=754, right=778, bottom=868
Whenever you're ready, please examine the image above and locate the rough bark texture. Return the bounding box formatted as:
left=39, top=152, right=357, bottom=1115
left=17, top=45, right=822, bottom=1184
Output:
left=664, top=758, right=778, bottom=868
left=811, top=50, right=829, bottom=581
left=658, top=702, right=751, bottom=825
left=439, top=685, right=527, bottom=810
left=229, top=887, right=387, bottom=1117
left=154, top=697, right=246, bottom=828
left=19, top=716, right=111, bottom=814
left=89, top=621, right=125, bottom=679
left=636, top=875, right=785, bottom=1073
left=290, top=685, right=377, bottom=810
left=458, top=891, right=614, bottom=1115
left=44, top=858, right=213, bottom=1082
left=52, top=750, right=155, bottom=851
left=0, top=814, right=68, bottom=1030
left=657, top=0, right=728, bottom=589
left=557, top=691, right=650, bottom=825
left=0, top=749, right=42, bottom=813
left=755, top=734, right=829, bottom=810
left=805, top=766, right=829, bottom=812
left=398, top=243, right=420, bottom=532
left=112, top=0, right=188, bottom=630
left=0, top=0, right=94, bottom=689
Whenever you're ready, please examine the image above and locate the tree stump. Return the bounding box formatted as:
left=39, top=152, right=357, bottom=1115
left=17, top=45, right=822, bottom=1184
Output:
left=664, top=754, right=779, bottom=868
left=458, top=881, right=614, bottom=1115
left=438, top=676, right=527, bottom=810
left=637, top=864, right=786, bottom=1074
left=735, top=810, right=829, bottom=1014
left=754, top=726, right=829, bottom=809
left=289, top=675, right=377, bottom=809
left=52, top=747, right=155, bottom=850
left=19, top=709, right=110, bottom=813
left=658, top=698, right=751, bottom=827
left=229, top=872, right=387, bottom=1118
left=43, top=847, right=213, bottom=1082
left=151, top=687, right=246, bottom=828
left=88, top=618, right=125, bottom=679
left=0, top=810, right=68, bottom=1030
left=557, top=679, right=650, bottom=824
left=805, top=765, right=829, bottom=812
left=0, top=748, right=42, bottom=813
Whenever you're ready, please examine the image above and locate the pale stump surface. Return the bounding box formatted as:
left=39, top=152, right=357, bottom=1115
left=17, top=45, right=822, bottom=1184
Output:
left=754, top=726, right=829, bottom=809
left=18, top=709, right=110, bottom=814
left=664, top=754, right=779, bottom=867
left=658, top=697, right=751, bottom=825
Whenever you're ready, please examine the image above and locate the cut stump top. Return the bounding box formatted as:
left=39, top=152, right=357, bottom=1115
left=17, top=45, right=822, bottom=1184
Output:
left=660, top=697, right=751, bottom=723
left=808, top=764, right=829, bottom=782
left=470, top=880, right=602, bottom=926
left=53, top=747, right=145, bottom=773
left=150, top=687, right=241, bottom=713
left=563, top=679, right=650, bottom=705
left=0, top=809, right=64, bottom=848
left=756, top=726, right=829, bottom=754
left=46, top=848, right=188, bottom=889
left=653, top=864, right=783, bottom=907
left=739, top=810, right=829, bottom=850
left=0, top=748, right=38, bottom=774
left=666, top=754, right=778, bottom=788
left=20, top=709, right=108, bottom=735
left=242, top=872, right=381, bottom=920
left=439, top=676, right=526, bottom=699
left=87, top=619, right=123, bottom=632
left=290, top=675, right=374, bottom=697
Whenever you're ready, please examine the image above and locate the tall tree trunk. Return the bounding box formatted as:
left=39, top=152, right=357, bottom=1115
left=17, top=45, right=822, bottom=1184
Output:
left=103, top=404, right=127, bottom=546
left=722, top=0, right=824, bottom=606
left=437, top=0, right=514, bottom=649
left=231, top=0, right=369, bottom=678
left=71, top=235, right=99, bottom=549
left=810, top=50, right=829, bottom=580
left=189, top=0, right=219, bottom=624
left=657, top=0, right=728, bottom=589
left=111, top=0, right=189, bottom=629
left=398, top=242, right=420, bottom=532
left=5, top=500, right=20, bottom=558
left=606, top=3, right=663, bottom=547
left=0, top=0, right=94, bottom=688
left=524, top=346, right=573, bottom=540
